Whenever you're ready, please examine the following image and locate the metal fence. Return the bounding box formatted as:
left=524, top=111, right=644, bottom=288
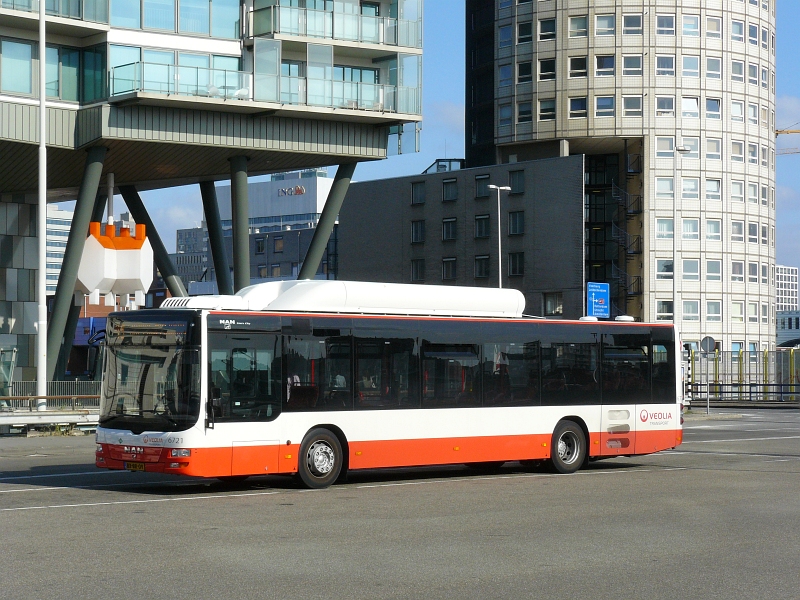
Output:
left=1, top=381, right=101, bottom=411
left=687, top=350, right=800, bottom=403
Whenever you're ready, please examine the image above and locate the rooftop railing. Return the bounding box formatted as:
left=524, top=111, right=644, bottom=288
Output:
left=1, top=0, right=109, bottom=23
left=251, top=5, right=422, bottom=49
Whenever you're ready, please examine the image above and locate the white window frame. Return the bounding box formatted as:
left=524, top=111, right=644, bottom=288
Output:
left=569, top=16, right=588, bottom=38
left=706, top=57, right=721, bottom=79
left=706, top=138, right=721, bottom=160
left=595, top=14, right=616, bottom=36
left=622, top=96, right=642, bottom=117
left=706, top=260, right=722, bottom=281
left=656, top=136, right=675, bottom=158
left=683, top=15, right=700, bottom=37
left=656, top=55, right=675, bottom=76
left=595, top=96, right=615, bottom=118
left=657, top=15, right=675, bottom=36
left=623, top=14, right=643, bottom=35
left=706, top=221, right=721, bottom=241
left=707, top=301, right=722, bottom=322
left=622, top=55, right=643, bottom=76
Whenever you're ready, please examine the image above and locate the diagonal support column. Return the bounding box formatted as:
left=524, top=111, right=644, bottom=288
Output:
left=229, top=156, right=250, bottom=293
left=200, top=181, right=233, bottom=296
left=55, top=296, right=82, bottom=381
left=91, top=192, right=107, bottom=223
left=298, top=162, right=356, bottom=280
left=47, top=146, right=107, bottom=380
left=119, top=185, right=188, bottom=299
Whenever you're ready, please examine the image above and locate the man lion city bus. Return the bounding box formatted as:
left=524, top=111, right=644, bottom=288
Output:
left=95, top=280, right=682, bottom=488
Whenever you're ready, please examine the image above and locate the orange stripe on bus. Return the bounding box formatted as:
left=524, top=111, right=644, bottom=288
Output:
left=98, top=430, right=681, bottom=478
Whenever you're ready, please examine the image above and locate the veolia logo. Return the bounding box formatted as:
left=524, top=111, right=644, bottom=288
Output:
left=278, top=185, right=306, bottom=197
left=640, top=409, right=649, bottom=423
left=640, top=410, right=673, bottom=423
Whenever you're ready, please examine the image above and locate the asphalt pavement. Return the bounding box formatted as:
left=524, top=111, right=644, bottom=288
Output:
left=1, top=409, right=799, bottom=600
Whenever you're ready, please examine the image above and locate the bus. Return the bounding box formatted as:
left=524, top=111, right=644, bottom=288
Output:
left=95, top=280, right=682, bottom=488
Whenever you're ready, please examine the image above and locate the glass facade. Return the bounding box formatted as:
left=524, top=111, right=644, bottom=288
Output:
left=1, top=40, right=32, bottom=94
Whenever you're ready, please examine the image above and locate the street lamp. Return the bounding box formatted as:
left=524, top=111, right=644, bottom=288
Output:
left=488, top=184, right=511, bottom=288
left=673, top=143, right=690, bottom=323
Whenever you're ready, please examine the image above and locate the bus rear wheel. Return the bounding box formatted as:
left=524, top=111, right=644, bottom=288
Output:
left=550, top=420, right=586, bottom=474
left=298, top=428, right=343, bottom=489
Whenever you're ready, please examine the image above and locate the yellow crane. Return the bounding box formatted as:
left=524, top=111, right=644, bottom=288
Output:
left=776, top=128, right=800, bottom=154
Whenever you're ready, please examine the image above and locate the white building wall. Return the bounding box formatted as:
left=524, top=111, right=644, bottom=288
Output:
left=491, top=0, right=776, bottom=350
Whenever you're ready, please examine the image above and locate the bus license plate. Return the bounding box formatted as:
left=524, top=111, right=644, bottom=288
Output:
left=125, top=462, right=145, bottom=472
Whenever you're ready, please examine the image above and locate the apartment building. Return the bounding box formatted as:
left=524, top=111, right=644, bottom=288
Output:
left=0, top=0, right=422, bottom=379
left=775, top=264, right=798, bottom=312
left=466, top=0, right=776, bottom=352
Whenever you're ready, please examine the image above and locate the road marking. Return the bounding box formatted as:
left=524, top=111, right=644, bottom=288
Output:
left=0, top=466, right=686, bottom=512
left=0, top=470, right=130, bottom=482
left=0, top=489, right=282, bottom=512
left=682, top=435, right=800, bottom=444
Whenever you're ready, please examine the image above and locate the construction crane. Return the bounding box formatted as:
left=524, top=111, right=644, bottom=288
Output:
left=776, top=127, right=800, bottom=154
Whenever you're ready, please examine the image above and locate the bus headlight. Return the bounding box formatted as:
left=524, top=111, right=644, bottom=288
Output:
left=170, top=449, right=191, bottom=457
left=96, top=444, right=103, bottom=453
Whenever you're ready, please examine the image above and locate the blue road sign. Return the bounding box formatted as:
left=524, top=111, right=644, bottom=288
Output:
left=587, top=282, right=610, bottom=318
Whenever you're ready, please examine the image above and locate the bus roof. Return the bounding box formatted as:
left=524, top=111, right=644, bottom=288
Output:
left=160, top=280, right=527, bottom=318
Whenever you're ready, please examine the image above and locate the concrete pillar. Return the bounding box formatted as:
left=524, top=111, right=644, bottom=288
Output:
left=200, top=181, right=233, bottom=296
left=47, top=146, right=107, bottom=380
left=119, top=186, right=188, bottom=298
left=229, top=156, right=250, bottom=293
left=298, top=162, right=356, bottom=280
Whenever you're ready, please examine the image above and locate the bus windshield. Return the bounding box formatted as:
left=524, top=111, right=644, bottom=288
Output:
left=99, top=313, right=200, bottom=433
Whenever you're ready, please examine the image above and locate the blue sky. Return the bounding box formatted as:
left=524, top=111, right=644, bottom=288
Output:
left=122, top=2, right=799, bottom=270
left=774, top=2, right=800, bottom=270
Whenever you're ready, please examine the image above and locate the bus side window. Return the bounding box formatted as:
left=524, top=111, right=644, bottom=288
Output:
left=652, top=343, right=675, bottom=403
left=355, top=338, right=418, bottom=410
left=421, top=343, right=480, bottom=408
left=284, top=335, right=352, bottom=412
left=601, top=334, right=650, bottom=404
left=482, top=342, right=540, bottom=406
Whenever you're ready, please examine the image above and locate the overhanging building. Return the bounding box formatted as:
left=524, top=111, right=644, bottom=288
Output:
left=0, top=0, right=423, bottom=381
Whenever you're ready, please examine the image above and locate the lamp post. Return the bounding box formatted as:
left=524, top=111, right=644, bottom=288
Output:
left=36, top=2, right=47, bottom=408
left=672, top=143, right=690, bottom=323
left=488, top=184, right=511, bottom=288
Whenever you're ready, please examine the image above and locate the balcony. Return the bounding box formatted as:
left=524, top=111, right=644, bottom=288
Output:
left=109, top=62, right=421, bottom=119
left=250, top=5, right=422, bottom=49
left=255, top=74, right=420, bottom=115
left=1, top=0, right=108, bottom=23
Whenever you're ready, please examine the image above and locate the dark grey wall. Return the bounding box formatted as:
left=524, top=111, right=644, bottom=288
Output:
left=338, top=156, right=586, bottom=319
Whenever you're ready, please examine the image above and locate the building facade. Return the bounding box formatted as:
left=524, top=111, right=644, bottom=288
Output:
left=45, top=205, right=73, bottom=295
left=338, top=156, right=587, bottom=318
left=466, top=0, right=777, bottom=351
left=0, top=0, right=423, bottom=380
left=184, top=170, right=338, bottom=293
left=776, top=264, right=798, bottom=312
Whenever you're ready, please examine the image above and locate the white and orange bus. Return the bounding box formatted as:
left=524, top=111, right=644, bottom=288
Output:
left=95, top=280, right=682, bottom=488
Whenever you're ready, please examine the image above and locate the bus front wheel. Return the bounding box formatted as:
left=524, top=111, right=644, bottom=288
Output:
left=550, top=421, right=586, bottom=474
left=298, top=428, right=343, bottom=489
